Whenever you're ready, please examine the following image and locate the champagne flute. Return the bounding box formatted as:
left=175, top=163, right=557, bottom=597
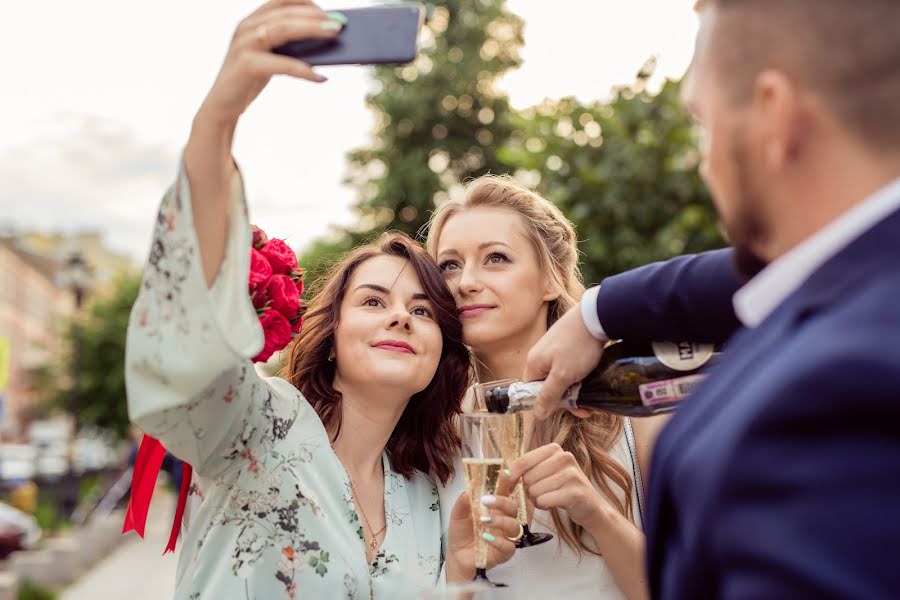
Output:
left=473, top=380, right=553, bottom=549
left=459, top=413, right=508, bottom=588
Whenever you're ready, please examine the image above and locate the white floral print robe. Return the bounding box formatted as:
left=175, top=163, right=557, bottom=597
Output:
left=125, top=165, right=444, bottom=599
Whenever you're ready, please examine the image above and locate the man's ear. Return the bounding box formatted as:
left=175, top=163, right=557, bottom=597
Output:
left=753, top=69, right=805, bottom=172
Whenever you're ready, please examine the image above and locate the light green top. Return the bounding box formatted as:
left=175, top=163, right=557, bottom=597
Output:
left=126, top=165, right=443, bottom=599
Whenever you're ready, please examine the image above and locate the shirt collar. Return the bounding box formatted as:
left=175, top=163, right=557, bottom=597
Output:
left=733, top=176, right=900, bottom=328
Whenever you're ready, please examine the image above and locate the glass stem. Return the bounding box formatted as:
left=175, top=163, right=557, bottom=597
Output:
left=516, top=481, right=528, bottom=524
left=474, top=512, right=487, bottom=569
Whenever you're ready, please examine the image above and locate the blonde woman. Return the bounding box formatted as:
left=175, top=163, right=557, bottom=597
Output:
left=427, top=176, right=666, bottom=599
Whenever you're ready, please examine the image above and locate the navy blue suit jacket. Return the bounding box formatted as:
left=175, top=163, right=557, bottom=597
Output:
left=595, top=208, right=900, bottom=599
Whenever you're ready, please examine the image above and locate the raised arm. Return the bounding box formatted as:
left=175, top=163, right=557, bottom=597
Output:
left=184, top=0, right=341, bottom=285
left=126, top=2, right=344, bottom=475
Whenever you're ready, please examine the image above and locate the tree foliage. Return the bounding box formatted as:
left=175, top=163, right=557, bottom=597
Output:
left=40, top=274, right=140, bottom=438
left=300, top=9, right=726, bottom=294
left=498, top=65, right=725, bottom=284
left=344, top=0, right=523, bottom=238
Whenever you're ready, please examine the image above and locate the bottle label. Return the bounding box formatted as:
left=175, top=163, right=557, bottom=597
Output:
left=639, top=374, right=706, bottom=406
left=651, top=341, right=715, bottom=371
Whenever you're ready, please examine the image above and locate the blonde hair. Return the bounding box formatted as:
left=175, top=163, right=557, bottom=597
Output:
left=426, top=175, right=633, bottom=556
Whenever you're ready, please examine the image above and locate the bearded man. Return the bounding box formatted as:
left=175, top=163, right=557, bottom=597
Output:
left=522, top=1, right=900, bottom=597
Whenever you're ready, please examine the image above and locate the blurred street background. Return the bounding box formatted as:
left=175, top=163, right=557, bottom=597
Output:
left=0, top=0, right=722, bottom=597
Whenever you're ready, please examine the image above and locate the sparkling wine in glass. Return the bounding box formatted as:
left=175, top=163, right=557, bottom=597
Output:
left=459, top=413, right=508, bottom=588
left=474, top=380, right=553, bottom=549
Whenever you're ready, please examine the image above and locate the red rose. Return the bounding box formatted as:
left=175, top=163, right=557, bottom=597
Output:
left=249, top=249, right=273, bottom=288
left=259, top=239, right=298, bottom=275
left=251, top=287, right=270, bottom=311
left=266, top=274, right=300, bottom=319
left=251, top=224, right=268, bottom=250
left=291, top=316, right=303, bottom=334
left=253, top=310, right=292, bottom=363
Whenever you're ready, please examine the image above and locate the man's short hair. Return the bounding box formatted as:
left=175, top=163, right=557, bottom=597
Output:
left=697, top=0, right=900, bottom=152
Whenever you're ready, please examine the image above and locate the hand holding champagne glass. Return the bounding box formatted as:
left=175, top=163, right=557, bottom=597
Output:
left=473, top=381, right=553, bottom=549
left=453, top=413, right=518, bottom=587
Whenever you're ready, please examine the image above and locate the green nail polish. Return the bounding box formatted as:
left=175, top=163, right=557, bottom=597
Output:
left=503, top=469, right=512, bottom=477
left=482, top=532, right=496, bottom=543
left=327, top=11, right=349, bottom=25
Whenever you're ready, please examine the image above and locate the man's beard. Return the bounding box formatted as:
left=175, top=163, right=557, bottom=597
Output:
left=721, top=129, right=770, bottom=280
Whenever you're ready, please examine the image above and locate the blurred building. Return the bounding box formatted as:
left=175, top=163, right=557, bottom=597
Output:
left=0, top=232, right=134, bottom=437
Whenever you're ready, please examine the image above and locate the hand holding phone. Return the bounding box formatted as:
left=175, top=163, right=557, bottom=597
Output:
left=273, top=4, right=423, bottom=66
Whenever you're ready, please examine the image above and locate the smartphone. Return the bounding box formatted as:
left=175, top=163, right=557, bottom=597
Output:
left=273, top=4, right=423, bottom=66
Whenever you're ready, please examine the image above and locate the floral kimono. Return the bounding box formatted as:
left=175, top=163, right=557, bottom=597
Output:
left=126, top=165, right=444, bottom=599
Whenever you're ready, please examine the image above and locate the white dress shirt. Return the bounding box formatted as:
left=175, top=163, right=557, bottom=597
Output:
left=733, top=176, right=900, bottom=327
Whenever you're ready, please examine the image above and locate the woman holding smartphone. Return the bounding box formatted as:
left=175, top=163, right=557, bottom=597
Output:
left=427, top=176, right=668, bottom=599
left=126, top=2, right=518, bottom=598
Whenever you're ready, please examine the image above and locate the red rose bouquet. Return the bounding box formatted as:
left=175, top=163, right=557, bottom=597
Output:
left=124, top=224, right=307, bottom=554
left=248, top=225, right=308, bottom=362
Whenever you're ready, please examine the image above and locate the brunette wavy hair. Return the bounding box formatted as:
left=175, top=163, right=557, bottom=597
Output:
left=426, top=176, right=633, bottom=555
left=279, top=232, right=468, bottom=484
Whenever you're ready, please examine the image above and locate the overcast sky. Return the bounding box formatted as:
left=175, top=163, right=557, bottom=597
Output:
left=0, top=0, right=698, bottom=263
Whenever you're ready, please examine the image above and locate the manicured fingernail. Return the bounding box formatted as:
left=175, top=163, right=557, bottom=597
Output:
left=479, top=515, right=493, bottom=523
left=320, top=20, right=342, bottom=31
left=481, top=495, right=496, bottom=506
left=327, top=11, right=348, bottom=25
left=482, top=532, right=497, bottom=543
left=313, top=73, right=327, bottom=83
left=503, top=469, right=512, bottom=477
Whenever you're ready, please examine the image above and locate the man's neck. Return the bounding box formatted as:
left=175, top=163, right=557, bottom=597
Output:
left=331, top=380, right=408, bottom=478
left=766, top=148, right=900, bottom=261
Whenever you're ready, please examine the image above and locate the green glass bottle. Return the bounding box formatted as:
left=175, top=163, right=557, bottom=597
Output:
left=484, top=340, right=722, bottom=417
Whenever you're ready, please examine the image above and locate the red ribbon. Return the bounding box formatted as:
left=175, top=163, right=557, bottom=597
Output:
left=165, top=462, right=192, bottom=554
left=122, top=435, right=193, bottom=555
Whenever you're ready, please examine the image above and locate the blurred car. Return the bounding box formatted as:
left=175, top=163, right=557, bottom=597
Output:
left=0, top=500, right=41, bottom=559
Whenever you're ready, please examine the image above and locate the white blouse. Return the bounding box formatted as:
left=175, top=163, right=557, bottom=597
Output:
left=438, top=419, right=645, bottom=600
left=126, top=166, right=444, bottom=599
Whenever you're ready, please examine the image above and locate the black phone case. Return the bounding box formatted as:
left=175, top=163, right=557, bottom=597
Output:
left=273, top=4, right=422, bottom=66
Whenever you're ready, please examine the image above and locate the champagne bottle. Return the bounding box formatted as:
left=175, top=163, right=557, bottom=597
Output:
left=484, top=340, right=722, bottom=417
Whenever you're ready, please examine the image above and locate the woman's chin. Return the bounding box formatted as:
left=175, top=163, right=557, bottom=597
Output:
left=462, top=323, right=509, bottom=352
left=366, top=366, right=434, bottom=397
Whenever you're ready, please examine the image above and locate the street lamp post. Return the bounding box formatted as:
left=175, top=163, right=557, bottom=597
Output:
left=60, top=252, right=92, bottom=312
left=57, top=251, right=93, bottom=519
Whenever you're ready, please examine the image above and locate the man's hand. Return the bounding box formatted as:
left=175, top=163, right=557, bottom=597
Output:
left=524, top=305, right=605, bottom=419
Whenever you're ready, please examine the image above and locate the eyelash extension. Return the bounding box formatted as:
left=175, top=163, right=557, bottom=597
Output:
left=437, top=260, right=459, bottom=272
left=486, top=251, right=510, bottom=264
left=412, top=305, right=434, bottom=318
